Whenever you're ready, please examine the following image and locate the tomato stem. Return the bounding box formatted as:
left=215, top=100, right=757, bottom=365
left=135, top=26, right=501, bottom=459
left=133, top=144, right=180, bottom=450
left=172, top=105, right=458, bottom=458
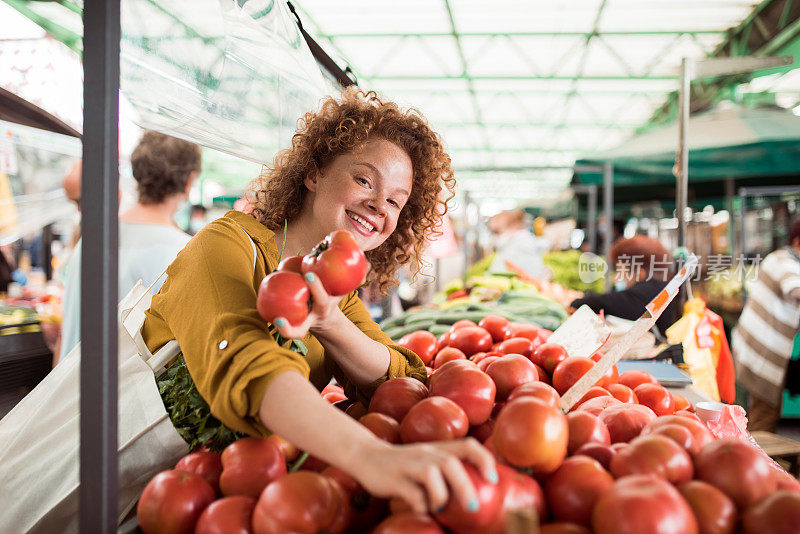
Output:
left=289, top=451, right=309, bottom=472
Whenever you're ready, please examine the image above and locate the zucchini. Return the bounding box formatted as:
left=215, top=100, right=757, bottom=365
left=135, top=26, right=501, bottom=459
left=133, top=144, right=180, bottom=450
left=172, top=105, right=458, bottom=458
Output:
left=427, top=324, right=451, bottom=336
left=384, top=322, right=437, bottom=341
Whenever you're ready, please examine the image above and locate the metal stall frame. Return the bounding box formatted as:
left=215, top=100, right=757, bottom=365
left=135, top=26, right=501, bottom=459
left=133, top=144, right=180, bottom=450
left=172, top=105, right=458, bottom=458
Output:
left=80, top=0, right=120, bottom=531
left=571, top=184, right=598, bottom=254
left=738, top=184, right=800, bottom=298
left=78, top=2, right=353, bottom=531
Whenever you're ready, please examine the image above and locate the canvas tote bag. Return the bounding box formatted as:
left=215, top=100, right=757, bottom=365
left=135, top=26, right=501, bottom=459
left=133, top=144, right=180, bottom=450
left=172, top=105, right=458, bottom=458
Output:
left=0, top=276, right=188, bottom=534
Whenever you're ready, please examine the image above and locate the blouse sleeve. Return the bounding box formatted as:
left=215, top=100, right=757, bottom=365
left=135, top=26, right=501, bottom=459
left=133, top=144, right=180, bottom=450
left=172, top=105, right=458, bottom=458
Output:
left=333, top=291, right=427, bottom=404
left=146, top=221, right=311, bottom=437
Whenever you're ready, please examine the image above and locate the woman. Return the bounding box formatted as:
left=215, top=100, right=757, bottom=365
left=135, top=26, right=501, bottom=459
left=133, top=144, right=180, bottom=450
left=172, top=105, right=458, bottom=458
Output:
left=569, top=234, right=680, bottom=334
left=59, top=131, right=199, bottom=362
left=142, top=89, right=496, bottom=514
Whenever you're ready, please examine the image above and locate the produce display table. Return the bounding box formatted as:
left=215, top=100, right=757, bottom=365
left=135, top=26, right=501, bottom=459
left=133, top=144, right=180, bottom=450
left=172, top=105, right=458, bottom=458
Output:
left=750, top=430, right=800, bottom=477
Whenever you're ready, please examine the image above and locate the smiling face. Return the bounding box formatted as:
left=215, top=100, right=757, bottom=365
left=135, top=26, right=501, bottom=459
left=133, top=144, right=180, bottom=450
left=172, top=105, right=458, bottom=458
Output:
left=302, top=137, right=413, bottom=252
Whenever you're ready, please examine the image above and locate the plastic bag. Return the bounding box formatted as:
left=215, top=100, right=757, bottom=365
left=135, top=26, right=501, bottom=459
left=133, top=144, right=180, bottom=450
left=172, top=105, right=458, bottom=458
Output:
left=697, top=402, right=800, bottom=492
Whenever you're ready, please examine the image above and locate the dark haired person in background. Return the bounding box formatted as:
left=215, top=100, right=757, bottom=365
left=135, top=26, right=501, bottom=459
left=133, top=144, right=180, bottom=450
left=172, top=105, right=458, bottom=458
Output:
left=569, top=234, right=680, bottom=335
left=58, top=131, right=201, bottom=362
left=733, top=218, right=800, bottom=432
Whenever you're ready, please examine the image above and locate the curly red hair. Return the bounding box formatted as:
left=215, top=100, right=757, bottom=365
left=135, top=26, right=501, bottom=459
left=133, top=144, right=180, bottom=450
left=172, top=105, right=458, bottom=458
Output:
left=248, top=88, right=456, bottom=291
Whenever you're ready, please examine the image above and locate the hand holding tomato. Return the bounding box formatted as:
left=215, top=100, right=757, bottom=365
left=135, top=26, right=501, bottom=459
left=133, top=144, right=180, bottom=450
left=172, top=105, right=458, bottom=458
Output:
left=271, top=269, right=349, bottom=340
left=301, top=229, right=368, bottom=296
left=346, top=438, right=497, bottom=516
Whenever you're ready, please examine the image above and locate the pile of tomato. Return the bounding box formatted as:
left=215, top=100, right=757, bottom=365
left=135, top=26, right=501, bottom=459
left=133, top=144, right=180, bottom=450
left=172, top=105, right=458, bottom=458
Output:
left=137, top=315, right=800, bottom=534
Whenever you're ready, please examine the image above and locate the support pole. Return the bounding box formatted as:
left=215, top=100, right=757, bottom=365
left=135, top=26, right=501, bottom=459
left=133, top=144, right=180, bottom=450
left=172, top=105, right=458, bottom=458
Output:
left=603, top=162, right=613, bottom=290
left=80, top=0, right=120, bottom=531
left=676, top=58, right=691, bottom=249
left=587, top=185, right=597, bottom=254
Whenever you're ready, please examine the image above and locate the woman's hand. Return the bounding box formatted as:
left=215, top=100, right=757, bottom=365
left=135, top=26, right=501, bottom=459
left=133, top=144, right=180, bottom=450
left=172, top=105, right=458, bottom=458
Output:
left=273, top=272, right=344, bottom=339
left=348, top=437, right=498, bottom=514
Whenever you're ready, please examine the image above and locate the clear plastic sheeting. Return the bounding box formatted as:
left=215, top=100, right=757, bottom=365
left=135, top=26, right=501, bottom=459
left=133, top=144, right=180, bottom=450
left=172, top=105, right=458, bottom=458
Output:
left=120, top=0, right=330, bottom=164
left=0, top=121, right=80, bottom=246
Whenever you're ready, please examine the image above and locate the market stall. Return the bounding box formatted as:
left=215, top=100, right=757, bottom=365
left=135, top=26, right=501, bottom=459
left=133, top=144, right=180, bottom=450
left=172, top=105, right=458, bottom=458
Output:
left=1, top=0, right=800, bottom=533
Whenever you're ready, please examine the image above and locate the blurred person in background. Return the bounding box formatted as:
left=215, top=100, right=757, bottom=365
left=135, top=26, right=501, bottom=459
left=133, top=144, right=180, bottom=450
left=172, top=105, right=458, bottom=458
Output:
left=732, top=218, right=800, bottom=432
left=188, top=204, right=208, bottom=235
left=487, top=208, right=549, bottom=279
left=58, top=131, right=201, bottom=362
left=569, top=234, right=680, bottom=335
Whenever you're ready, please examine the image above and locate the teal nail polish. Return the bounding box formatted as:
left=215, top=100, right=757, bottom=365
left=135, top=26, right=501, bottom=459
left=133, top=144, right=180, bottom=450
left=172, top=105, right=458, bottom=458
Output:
left=488, top=470, right=498, bottom=484
left=468, top=499, right=479, bottom=512
left=275, top=318, right=285, bottom=327
left=305, top=272, right=315, bottom=282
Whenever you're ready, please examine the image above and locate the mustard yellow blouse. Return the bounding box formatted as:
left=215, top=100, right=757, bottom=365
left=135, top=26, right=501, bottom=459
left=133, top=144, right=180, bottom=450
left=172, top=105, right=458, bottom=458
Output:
left=142, top=210, right=426, bottom=437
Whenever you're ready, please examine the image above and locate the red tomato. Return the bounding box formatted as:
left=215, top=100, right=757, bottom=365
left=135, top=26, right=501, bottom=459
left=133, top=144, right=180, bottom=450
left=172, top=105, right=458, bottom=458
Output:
left=532, top=363, right=551, bottom=385
left=589, top=352, right=618, bottom=388
left=573, top=442, right=616, bottom=470
left=219, top=438, right=287, bottom=499
left=665, top=391, right=688, bottom=409
left=592, top=475, right=698, bottom=534
left=606, top=383, right=638, bottom=403
left=545, top=456, right=614, bottom=525
left=486, top=354, right=539, bottom=401
left=450, top=319, right=478, bottom=330
left=435, top=462, right=503, bottom=531
left=433, top=346, right=467, bottom=368
left=508, top=381, right=561, bottom=408
left=322, top=465, right=361, bottom=495
left=477, top=355, right=501, bottom=372
left=399, top=396, right=470, bottom=443
left=566, top=411, right=610, bottom=455
left=301, top=229, right=367, bottom=296
left=429, top=364, right=496, bottom=425
left=448, top=326, right=493, bottom=356
left=575, top=395, right=622, bottom=416
left=252, top=472, right=351, bottom=534
left=265, top=435, right=299, bottom=462
left=358, top=412, right=401, bottom=443
left=468, top=416, right=496, bottom=443
left=195, top=496, right=256, bottom=534
left=496, top=337, right=534, bottom=358
left=633, top=383, right=675, bottom=416
left=372, top=513, right=444, bottom=533
left=598, top=403, right=656, bottom=443
left=741, top=490, right=800, bottom=534
left=479, top=315, right=511, bottom=342
left=532, top=343, right=570, bottom=374
left=540, top=524, right=592, bottom=534
left=644, top=424, right=695, bottom=457
left=552, top=356, right=595, bottom=396
left=137, top=470, right=216, bottom=534
left=436, top=333, right=450, bottom=352
left=368, top=377, right=429, bottom=423
left=344, top=401, right=368, bottom=420
left=175, top=450, right=222, bottom=495
left=610, top=434, right=693, bottom=484
left=323, top=391, right=348, bottom=404
left=577, top=386, right=611, bottom=405
left=430, top=359, right=477, bottom=385
left=276, top=255, right=303, bottom=273
left=505, top=322, right=542, bottom=341
left=677, top=481, right=737, bottom=534
left=642, top=415, right=714, bottom=457
left=493, top=397, right=568, bottom=474
left=481, top=463, right=547, bottom=533
left=694, top=438, right=777, bottom=509
left=617, top=369, right=658, bottom=390
left=398, top=330, right=439, bottom=365
left=256, top=271, right=310, bottom=326
left=675, top=408, right=701, bottom=420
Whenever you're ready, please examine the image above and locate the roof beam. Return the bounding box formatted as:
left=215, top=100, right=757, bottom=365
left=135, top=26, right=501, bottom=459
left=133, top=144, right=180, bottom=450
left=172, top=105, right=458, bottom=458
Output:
left=364, top=74, right=676, bottom=80
left=433, top=121, right=638, bottom=129
left=2, top=0, right=82, bottom=53
left=644, top=0, right=800, bottom=129
left=322, top=30, right=726, bottom=38
left=442, top=0, right=491, bottom=154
